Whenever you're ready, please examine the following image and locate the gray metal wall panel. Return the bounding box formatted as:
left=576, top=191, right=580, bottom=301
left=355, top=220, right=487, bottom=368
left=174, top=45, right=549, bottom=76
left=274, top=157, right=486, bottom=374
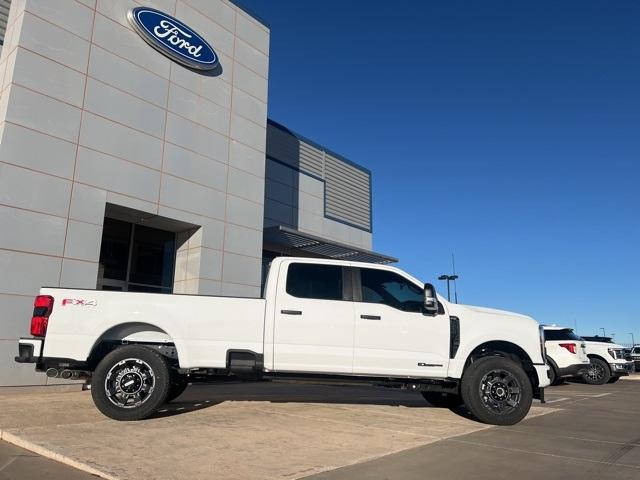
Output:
left=324, top=154, right=370, bottom=230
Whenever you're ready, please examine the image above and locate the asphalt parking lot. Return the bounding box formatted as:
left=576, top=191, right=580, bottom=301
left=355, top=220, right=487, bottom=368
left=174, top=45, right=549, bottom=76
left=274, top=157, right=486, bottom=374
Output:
left=0, top=376, right=638, bottom=480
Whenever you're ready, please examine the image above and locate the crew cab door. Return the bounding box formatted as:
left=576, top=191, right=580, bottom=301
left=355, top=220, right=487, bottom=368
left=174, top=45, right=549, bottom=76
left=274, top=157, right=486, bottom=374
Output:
left=273, top=261, right=355, bottom=374
left=352, top=267, right=450, bottom=378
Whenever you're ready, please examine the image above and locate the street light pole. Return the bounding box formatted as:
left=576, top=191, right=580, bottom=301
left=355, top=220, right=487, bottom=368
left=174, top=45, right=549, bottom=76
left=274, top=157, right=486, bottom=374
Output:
left=600, top=327, right=606, bottom=337
left=630, top=333, right=635, bottom=346
left=438, top=274, right=458, bottom=303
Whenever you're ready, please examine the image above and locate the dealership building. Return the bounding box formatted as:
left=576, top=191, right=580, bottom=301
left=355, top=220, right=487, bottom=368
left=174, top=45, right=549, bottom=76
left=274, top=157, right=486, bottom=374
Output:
left=0, top=1, right=394, bottom=385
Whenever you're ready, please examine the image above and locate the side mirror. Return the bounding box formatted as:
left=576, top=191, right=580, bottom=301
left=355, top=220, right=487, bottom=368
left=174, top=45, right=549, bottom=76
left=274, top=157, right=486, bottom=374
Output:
left=423, top=283, right=438, bottom=316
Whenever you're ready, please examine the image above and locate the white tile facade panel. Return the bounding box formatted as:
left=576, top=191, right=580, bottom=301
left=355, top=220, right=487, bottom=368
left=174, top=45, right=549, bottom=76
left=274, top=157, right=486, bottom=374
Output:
left=0, top=122, right=77, bottom=179
left=63, top=220, right=103, bottom=262
left=84, top=78, right=166, bottom=138
left=12, top=48, right=86, bottom=107
left=227, top=166, right=265, bottom=204
left=92, top=11, right=170, bottom=78
left=235, top=10, right=269, bottom=55
left=168, top=84, right=230, bottom=135
left=0, top=162, right=72, bottom=217
left=160, top=174, right=226, bottom=220
left=0, top=293, right=33, bottom=340
left=76, top=147, right=161, bottom=203
left=69, top=184, right=107, bottom=225
left=0, top=0, right=270, bottom=385
left=229, top=140, right=265, bottom=177
left=18, top=12, right=91, bottom=72
left=0, top=205, right=67, bottom=256
left=79, top=112, right=164, bottom=170
left=163, top=143, right=227, bottom=192
left=24, top=0, right=94, bottom=40
left=4, top=84, right=81, bottom=142
left=165, top=112, right=229, bottom=162
left=60, top=259, right=99, bottom=289
left=88, top=46, right=169, bottom=108
left=0, top=249, right=61, bottom=296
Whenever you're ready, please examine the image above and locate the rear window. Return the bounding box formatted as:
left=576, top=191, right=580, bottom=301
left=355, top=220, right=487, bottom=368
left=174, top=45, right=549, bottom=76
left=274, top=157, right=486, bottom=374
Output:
left=544, top=329, right=582, bottom=341
left=286, top=263, right=343, bottom=300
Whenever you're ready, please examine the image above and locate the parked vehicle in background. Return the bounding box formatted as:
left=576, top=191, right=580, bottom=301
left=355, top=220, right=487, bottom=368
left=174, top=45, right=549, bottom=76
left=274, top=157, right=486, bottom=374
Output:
left=15, top=257, right=550, bottom=426
left=579, top=336, right=635, bottom=384
left=543, top=326, right=590, bottom=385
left=631, top=346, right=640, bottom=372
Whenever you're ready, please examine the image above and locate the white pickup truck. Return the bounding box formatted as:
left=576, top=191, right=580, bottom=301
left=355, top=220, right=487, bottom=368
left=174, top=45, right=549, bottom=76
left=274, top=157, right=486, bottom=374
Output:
left=16, top=257, right=550, bottom=425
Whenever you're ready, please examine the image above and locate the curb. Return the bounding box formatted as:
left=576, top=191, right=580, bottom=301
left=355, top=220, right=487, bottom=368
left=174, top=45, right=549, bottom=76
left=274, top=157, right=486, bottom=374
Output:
left=0, top=429, right=117, bottom=480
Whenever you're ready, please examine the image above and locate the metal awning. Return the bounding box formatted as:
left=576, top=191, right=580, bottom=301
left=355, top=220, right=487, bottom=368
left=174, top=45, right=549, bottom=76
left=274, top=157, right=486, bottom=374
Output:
left=263, top=225, right=397, bottom=264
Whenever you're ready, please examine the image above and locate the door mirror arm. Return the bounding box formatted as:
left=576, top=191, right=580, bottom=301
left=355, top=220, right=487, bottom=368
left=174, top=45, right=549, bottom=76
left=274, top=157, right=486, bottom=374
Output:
left=423, top=283, right=439, bottom=316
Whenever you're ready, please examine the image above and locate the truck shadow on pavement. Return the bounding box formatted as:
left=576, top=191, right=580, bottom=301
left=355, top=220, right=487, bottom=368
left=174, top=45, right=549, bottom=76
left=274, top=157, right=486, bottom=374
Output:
left=149, top=381, right=467, bottom=419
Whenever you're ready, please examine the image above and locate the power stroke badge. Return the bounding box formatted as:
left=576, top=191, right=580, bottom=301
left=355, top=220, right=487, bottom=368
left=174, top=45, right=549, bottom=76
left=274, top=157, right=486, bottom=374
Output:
left=128, top=7, right=219, bottom=71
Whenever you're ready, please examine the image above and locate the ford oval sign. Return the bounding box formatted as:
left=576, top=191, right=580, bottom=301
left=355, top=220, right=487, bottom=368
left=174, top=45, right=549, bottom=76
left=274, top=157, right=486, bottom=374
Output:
left=128, top=7, right=218, bottom=71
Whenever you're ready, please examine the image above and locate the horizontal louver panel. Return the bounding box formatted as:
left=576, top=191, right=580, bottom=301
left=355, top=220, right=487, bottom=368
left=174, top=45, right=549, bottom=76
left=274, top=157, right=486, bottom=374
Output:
left=325, top=154, right=370, bottom=230
left=299, top=141, right=323, bottom=177
left=0, top=0, right=11, bottom=41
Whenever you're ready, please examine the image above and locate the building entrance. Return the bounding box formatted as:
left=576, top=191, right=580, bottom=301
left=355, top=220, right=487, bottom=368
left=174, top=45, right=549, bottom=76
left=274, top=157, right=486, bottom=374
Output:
left=97, top=217, right=176, bottom=293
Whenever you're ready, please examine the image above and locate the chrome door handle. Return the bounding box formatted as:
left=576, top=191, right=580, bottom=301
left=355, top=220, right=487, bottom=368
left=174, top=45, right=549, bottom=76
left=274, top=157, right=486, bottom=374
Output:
left=281, top=310, right=302, bottom=315
left=360, top=315, right=381, bottom=320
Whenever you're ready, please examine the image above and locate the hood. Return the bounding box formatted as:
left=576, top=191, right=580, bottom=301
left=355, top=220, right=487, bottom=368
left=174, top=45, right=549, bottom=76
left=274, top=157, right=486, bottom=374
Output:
left=583, top=340, right=625, bottom=349
left=451, top=303, right=533, bottom=321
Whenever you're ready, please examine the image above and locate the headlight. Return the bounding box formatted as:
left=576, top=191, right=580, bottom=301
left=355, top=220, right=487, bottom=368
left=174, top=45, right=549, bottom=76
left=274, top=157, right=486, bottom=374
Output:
left=607, top=348, right=616, bottom=359
left=539, top=325, right=547, bottom=362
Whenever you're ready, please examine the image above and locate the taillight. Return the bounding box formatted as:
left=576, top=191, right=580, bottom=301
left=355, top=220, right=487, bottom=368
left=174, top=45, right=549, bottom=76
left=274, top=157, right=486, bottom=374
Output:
left=559, top=343, right=577, bottom=354
left=31, top=295, right=54, bottom=337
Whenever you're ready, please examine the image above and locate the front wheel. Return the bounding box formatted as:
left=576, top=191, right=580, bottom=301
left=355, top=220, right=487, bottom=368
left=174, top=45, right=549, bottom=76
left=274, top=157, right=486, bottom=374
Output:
left=91, top=345, right=171, bottom=421
left=421, top=392, right=463, bottom=408
left=581, top=358, right=610, bottom=385
left=461, top=356, right=532, bottom=426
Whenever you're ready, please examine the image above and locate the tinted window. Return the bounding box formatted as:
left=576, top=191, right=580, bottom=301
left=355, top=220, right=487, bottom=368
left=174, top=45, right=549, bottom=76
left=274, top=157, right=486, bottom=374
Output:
left=286, top=263, right=343, bottom=300
left=545, top=329, right=582, bottom=341
left=360, top=268, right=423, bottom=312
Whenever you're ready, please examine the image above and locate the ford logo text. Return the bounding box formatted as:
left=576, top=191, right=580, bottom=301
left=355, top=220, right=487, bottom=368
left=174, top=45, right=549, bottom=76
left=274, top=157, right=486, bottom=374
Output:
left=128, top=7, right=218, bottom=71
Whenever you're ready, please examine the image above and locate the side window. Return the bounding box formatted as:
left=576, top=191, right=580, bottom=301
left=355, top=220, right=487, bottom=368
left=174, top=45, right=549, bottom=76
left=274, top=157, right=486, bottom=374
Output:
left=360, top=268, right=423, bottom=312
left=286, top=263, right=343, bottom=300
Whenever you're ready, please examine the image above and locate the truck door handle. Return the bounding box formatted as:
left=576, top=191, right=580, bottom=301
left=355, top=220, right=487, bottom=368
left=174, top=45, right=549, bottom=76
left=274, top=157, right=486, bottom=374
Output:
left=360, top=315, right=381, bottom=320
left=281, top=310, right=302, bottom=315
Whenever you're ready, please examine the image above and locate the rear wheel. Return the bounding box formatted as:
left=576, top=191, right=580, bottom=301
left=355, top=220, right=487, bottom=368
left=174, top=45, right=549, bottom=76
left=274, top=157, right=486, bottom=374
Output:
left=91, top=345, right=171, bottom=421
left=421, top=392, right=463, bottom=408
left=461, top=356, right=532, bottom=426
left=581, top=358, right=610, bottom=385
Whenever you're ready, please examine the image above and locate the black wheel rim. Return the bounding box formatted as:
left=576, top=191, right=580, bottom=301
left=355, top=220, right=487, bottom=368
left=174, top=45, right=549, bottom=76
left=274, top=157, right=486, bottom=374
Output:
left=105, top=358, right=156, bottom=409
left=479, top=368, right=522, bottom=415
left=585, top=362, right=605, bottom=382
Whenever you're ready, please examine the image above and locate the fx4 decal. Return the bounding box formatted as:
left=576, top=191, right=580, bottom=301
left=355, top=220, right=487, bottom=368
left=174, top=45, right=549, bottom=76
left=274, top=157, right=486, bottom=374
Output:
left=62, top=299, right=97, bottom=307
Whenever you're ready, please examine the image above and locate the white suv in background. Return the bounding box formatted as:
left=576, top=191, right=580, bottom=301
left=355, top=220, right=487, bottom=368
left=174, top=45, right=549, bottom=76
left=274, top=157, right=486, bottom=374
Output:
left=543, top=326, right=590, bottom=385
left=579, top=336, right=635, bottom=384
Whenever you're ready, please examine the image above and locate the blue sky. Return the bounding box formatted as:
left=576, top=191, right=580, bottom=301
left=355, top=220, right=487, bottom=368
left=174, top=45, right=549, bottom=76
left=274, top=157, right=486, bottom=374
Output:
left=240, top=0, right=640, bottom=344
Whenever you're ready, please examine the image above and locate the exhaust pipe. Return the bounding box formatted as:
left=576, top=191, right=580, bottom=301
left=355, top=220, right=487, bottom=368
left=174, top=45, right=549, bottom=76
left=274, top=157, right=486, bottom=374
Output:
left=60, top=370, right=73, bottom=379
left=46, top=368, right=59, bottom=378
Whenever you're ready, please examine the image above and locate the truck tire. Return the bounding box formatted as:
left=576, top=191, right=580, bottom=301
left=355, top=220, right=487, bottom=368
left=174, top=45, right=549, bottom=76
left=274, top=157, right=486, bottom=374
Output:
left=91, top=345, right=171, bottom=421
left=167, top=374, right=189, bottom=402
left=581, top=357, right=610, bottom=385
left=548, top=364, right=559, bottom=386
left=421, top=392, right=463, bottom=408
left=461, top=356, right=532, bottom=426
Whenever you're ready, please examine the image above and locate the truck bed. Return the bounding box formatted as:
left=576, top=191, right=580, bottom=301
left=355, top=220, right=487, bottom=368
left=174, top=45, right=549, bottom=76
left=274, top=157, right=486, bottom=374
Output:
left=40, top=288, right=267, bottom=369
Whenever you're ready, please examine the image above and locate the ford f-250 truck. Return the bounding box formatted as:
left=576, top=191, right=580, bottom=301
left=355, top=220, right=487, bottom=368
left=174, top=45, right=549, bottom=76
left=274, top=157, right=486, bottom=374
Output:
left=15, top=257, right=550, bottom=425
